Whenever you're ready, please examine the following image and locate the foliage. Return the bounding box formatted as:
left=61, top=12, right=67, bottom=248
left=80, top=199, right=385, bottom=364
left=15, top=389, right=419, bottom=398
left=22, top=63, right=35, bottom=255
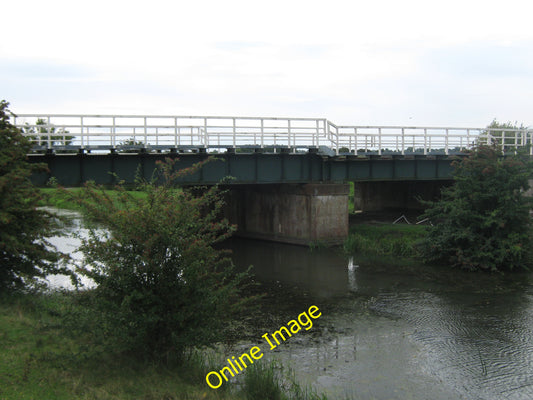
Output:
left=482, top=119, right=528, bottom=152
left=118, top=137, right=144, bottom=152
left=243, top=361, right=283, bottom=400
left=343, top=223, right=425, bottom=258
left=37, top=187, right=149, bottom=211
left=23, top=118, right=74, bottom=147
left=243, top=361, right=329, bottom=400
left=0, top=101, right=66, bottom=290
left=0, top=292, right=233, bottom=399
left=65, top=158, right=256, bottom=361
left=1, top=293, right=340, bottom=400
left=420, top=145, right=533, bottom=271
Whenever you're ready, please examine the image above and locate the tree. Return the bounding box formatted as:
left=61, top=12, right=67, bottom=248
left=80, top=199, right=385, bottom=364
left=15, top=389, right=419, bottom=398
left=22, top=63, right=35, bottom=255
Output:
left=0, top=101, right=66, bottom=290
left=67, top=158, right=255, bottom=361
left=482, top=119, right=529, bottom=153
left=420, top=145, right=533, bottom=271
left=23, top=118, right=75, bottom=147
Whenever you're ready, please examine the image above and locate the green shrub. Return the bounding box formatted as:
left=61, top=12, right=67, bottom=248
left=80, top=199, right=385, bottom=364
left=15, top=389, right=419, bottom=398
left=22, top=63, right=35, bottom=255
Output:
left=65, top=158, right=256, bottom=361
left=420, top=145, right=533, bottom=271
left=343, top=224, right=425, bottom=258
left=0, top=101, right=67, bottom=290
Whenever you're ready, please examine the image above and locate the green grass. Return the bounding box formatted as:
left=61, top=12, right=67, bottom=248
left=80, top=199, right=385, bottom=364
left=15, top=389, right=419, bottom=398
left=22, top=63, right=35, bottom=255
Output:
left=348, top=182, right=355, bottom=213
left=344, top=223, right=427, bottom=258
left=0, top=293, right=343, bottom=400
left=38, top=188, right=149, bottom=211
left=0, top=293, right=232, bottom=400
left=243, top=361, right=330, bottom=400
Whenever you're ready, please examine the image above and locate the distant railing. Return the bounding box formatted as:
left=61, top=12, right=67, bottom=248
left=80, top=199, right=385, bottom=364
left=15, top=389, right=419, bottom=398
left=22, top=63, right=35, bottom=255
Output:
left=11, top=114, right=533, bottom=156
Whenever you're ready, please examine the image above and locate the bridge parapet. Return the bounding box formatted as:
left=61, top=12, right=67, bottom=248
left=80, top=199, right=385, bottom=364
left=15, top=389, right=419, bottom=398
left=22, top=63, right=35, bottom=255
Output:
left=12, top=114, right=533, bottom=156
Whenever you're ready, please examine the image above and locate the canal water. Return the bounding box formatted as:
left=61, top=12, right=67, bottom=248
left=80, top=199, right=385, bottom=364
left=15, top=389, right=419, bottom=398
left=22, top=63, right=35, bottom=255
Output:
left=47, top=209, right=533, bottom=400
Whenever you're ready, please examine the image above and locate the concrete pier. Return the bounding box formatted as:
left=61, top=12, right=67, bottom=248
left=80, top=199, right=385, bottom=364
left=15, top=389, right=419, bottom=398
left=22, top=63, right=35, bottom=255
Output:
left=225, top=183, right=349, bottom=246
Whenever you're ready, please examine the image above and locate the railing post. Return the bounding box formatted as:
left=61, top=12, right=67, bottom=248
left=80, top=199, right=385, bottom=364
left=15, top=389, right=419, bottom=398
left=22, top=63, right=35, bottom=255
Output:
left=174, top=117, right=178, bottom=147
left=287, top=119, right=290, bottom=148
left=232, top=117, right=236, bottom=148
left=261, top=119, right=264, bottom=148
left=47, top=116, right=51, bottom=149
left=335, top=124, right=339, bottom=155
left=253, top=118, right=257, bottom=146
left=143, top=117, right=147, bottom=147
left=80, top=116, right=84, bottom=148
left=314, top=119, right=319, bottom=147
left=378, top=128, right=382, bottom=156
left=274, top=120, right=277, bottom=153
left=424, top=128, right=427, bottom=155
left=204, top=117, right=208, bottom=148
left=354, top=127, right=358, bottom=155
left=401, top=127, right=405, bottom=155
left=112, top=116, right=116, bottom=147
left=444, top=128, right=449, bottom=155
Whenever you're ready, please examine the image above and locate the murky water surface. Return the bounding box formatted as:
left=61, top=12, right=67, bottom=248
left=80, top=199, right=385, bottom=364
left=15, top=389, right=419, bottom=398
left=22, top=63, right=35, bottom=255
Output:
left=50, top=210, right=533, bottom=399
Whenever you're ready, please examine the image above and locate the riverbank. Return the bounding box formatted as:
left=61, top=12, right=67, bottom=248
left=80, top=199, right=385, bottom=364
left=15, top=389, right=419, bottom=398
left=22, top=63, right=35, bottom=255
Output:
left=0, top=292, right=341, bottom=400
left=344, top=218, right=426, bottom=259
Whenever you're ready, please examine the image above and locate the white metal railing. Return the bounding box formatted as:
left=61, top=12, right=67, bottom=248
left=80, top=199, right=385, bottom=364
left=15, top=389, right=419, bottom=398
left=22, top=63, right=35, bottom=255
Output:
left=333, top=125, right=533, bottom=156
left=11, top=114, right=533, bottom=156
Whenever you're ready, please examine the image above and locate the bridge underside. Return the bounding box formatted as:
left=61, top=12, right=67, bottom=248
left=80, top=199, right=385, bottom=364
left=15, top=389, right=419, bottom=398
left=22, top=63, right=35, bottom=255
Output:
left=29, top=152, right=454, bottom=246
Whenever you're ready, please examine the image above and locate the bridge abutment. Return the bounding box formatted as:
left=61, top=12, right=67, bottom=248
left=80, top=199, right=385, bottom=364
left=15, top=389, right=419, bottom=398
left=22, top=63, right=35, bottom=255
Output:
left=224, top=183, right=349, bottom=246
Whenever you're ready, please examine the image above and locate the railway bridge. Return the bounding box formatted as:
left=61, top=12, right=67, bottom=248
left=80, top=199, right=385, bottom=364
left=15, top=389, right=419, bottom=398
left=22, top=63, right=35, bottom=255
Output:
left=14, top=114, right=532, bottom=245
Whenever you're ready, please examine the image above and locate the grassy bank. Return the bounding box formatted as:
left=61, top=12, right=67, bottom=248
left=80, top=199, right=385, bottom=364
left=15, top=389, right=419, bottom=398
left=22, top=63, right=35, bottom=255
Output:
left=38, top=188, right=149, bottom=211
left=0, top=293, right=340, bottom=400
left=344, top=222, right=427, bottom=258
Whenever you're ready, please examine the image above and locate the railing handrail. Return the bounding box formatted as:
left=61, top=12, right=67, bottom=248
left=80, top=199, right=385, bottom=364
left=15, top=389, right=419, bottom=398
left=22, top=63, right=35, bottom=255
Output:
left=11, top=113, right=533, bottom=156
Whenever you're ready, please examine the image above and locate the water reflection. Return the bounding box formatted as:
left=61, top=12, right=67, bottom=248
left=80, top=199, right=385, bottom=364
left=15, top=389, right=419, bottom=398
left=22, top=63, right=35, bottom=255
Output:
left=226, top=238, right=533, bottom=400
left=44, top=208, right=96, bottom=289
left=347, top=257, right=358, bottom=292
left=227, top=238, right=349, bottom=297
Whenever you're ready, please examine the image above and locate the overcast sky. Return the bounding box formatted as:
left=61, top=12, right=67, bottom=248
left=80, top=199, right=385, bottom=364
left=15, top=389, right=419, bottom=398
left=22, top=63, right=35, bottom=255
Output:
left=2, top=0, right=533, bottom=127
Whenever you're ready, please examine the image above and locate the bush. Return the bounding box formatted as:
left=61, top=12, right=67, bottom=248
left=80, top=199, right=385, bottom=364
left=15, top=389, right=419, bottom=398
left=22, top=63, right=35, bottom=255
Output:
left=66, top=158, right=255, bottom=361
left=420, top=145, right=533, bottom=271
left=0, top=100, right=66, bottom=290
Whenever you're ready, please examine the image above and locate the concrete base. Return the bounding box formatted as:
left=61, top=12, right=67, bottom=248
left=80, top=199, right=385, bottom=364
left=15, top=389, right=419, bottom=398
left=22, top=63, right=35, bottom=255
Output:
left=353, top=180, right=453, bottom=212
left=224, top=183, right=349, bottom=246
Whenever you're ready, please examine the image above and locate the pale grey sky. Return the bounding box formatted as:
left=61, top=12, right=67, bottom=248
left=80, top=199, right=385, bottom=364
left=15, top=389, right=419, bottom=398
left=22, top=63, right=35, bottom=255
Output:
left=2, top=0, right=533, bottom=127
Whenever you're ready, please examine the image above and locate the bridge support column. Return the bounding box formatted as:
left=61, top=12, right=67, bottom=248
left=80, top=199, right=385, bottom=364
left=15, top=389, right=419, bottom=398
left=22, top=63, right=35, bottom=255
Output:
left=225, top=183, right=349, bottom=246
